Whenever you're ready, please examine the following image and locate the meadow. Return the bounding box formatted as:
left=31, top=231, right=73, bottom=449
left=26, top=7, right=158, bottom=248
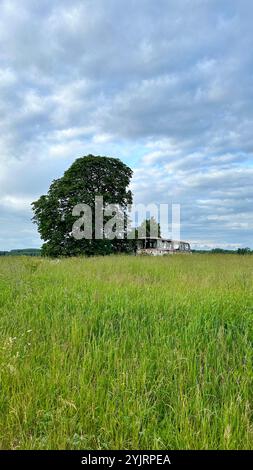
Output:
left=0, top=254, right=253, bottom=450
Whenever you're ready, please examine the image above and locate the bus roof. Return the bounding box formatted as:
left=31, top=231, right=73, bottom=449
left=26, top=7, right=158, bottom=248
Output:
left=137, top=237, right=190, bottom=244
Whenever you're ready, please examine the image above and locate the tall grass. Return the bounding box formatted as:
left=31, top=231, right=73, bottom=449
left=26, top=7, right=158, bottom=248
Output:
left=0, top=254, right=253, bottom=449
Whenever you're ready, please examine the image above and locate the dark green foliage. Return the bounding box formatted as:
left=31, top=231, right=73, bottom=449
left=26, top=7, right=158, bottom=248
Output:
left=237, top=248, right=251, bottom=255
left=130, top=216, right=161, bottom=239
left=32, top=155, right=133, bottom=257
left=0, top=249, right=41, bottom=257
left=140, top=216, right=161, bottom=238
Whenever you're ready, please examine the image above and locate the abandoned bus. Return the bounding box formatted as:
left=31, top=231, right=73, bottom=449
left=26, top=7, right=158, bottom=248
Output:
left=136, top=238, right=191, bottom=256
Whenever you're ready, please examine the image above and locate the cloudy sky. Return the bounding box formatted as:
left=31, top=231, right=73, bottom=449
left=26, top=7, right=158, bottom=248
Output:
left=0, top=0, right=253, bottom=250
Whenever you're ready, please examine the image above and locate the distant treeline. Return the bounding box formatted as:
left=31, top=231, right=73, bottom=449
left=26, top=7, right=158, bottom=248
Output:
left=0, top=249, right=41, bottom=257
left=192, top=248, right=252, bottom=255
left=0, top=248, right=252, bottom=257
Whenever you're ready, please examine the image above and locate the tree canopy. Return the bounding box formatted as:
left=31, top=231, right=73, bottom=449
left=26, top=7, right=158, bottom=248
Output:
left=32, top=155, right=133, bottom=257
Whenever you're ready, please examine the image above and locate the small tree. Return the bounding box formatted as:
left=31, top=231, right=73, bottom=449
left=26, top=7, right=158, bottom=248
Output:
left=32, top=155, right=133, bottom=257
left=237, top=247, right=251, bottom=255
left=136, top=216, right=161, bottom=238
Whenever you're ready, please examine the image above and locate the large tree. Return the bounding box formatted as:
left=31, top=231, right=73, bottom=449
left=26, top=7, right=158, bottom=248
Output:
left=32, top=155, right=133, bottom=257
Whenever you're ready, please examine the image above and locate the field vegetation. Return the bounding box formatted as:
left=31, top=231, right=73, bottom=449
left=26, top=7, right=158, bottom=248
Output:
left=0, top=254, right=253, bottom=449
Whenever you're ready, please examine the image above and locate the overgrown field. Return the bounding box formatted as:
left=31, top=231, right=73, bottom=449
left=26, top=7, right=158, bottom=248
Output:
left=0, top=254, right=253, bottom=449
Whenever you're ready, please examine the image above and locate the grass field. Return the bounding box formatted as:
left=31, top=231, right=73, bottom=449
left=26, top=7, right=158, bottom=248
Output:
left=0, top=254, right=253, bottom=450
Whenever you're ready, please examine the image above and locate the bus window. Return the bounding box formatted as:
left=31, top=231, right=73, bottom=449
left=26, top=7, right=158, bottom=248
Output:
left=149, top=240, right=157, bottom=249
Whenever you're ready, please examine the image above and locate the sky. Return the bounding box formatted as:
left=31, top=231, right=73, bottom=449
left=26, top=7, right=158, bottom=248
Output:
left=0, top=0, right=253, bottom=250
